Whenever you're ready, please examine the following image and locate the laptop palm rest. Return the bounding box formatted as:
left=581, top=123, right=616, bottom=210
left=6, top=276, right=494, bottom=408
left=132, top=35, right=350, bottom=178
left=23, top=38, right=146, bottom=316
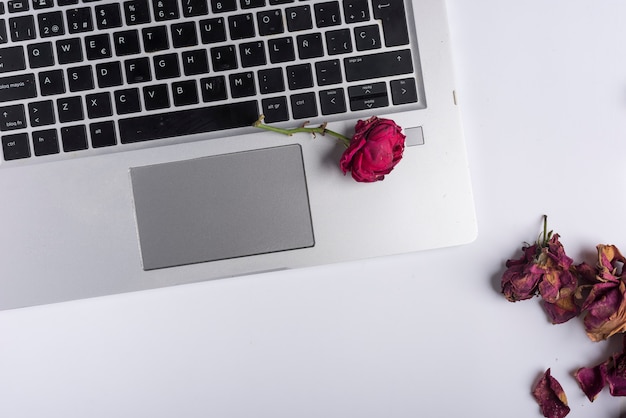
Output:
left=129, top=144, right=315, bottom=270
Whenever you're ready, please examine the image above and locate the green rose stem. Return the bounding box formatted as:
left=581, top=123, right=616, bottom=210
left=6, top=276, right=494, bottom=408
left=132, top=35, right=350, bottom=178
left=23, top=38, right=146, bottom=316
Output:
left=253, top=115, right=351, bottom=148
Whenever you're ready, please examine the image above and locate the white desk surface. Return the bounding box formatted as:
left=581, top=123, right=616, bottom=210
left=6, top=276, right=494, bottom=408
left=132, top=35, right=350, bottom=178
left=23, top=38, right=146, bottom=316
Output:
left=2, top=1, right=626, bottom=417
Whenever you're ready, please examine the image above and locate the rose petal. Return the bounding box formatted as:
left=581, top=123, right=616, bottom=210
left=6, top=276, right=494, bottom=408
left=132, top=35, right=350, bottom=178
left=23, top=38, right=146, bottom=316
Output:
left=606, top=350, right=626, bottom=396
left=583, top=281, right=626, bottom=342
left=574, top=363, right=607, bottom=402
left=532, top=368, right=571, bottom=418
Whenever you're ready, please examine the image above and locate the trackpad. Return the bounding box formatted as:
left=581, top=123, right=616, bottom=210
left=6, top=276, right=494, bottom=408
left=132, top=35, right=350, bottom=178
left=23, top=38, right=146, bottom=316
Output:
left=130, top=144, right=315, bottom=270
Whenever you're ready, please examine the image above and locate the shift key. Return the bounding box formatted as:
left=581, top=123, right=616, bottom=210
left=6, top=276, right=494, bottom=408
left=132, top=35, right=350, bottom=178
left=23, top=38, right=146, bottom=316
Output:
left=0, top=74, right=37, bottom=103
left=344, top=50, right=413, bottom=82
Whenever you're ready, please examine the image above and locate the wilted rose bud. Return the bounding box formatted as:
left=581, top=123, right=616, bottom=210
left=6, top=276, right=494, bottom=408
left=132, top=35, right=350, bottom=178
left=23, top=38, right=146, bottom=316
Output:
left=339, top=116, right=405, bottom=182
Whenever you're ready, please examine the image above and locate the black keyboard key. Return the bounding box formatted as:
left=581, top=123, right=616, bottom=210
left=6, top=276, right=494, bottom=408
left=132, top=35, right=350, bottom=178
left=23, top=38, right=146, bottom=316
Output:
left=290, top=92, right=317, bottom=119
left=90, top=120, right=117, bottom=148
left=67, top=65, right=94, bottom=91
left=38, top=69, right=65, bottom=96
left=113, top=30, right=141, bottom=56
left=85, top=33, right=112, bottom=60
left=319, top=88, right=346, bottom=115
left=0, top=20, right=7, bottom=44
left=32, top=128, right=59, bottom=156
left=38, top=11, right=65, bottom=38
left=181, top=49, right=209, bottom=75
left=390, top=78, right=418, bottom=105
left=125, top=57, right=151, bottom=83
left=372, top=0, right=409, bottom=47
left=269, top=0, right=293, bottom=3
left=354, top=25, right=381, bottom=51
left=296, top=33, right=323, bottom=59
left=86, top=91, right=113, bottom=118
left=56, top=38, right=83, bottom=64
left=343, top=0, right=369, bottom=23
left=33, top=0, right=54, bottom=9
left=67, top=7, right=93, bottom=33
left=57, top=0, right=79, bottom=5
left=228, top=13, right=255, bottom=40
left=286, top=5, right=312, bottom=32
left=344, top=49, right=413, bottom=82
left=239, top=41, right=266, bottom=67
left=95, top=3, right=123, bottom=29
left=200, top=76, right=227, bottom=102
left=267, top=37, right=294, bottom=63
left=28, top=100, right=56, bottom=126
left=314, top=1, right=341, bottom=27
left=142, top=26, right=169, bottom=52
left=9, top=16, right=36, bottom=41
left=8, top=1, right=29, bottom=13
left=348, top=82, right=388, bottom=111
left=2, top=132, right=30, bottom=160
left=0, top=46, right=26, bottom=73
left=96, top=61, right=123, bottom=87
left=182, top=0, right=209, bottom=17
left=114, top=88, right=142, bottom=114
left=172, top=80, right=198, bottom=106
left=286, top=63, right=312, bottom=90
left=153, top=0, right=179, bottom=21
left=314, top=59, right=341, bottom=85
left=0, top=104, right=27, bottom=131
left=257, top=67, right=284, bottom=94
left=57, top=96, right=84, bottom=122
left=325, top=29, right=352, bottom=55
left=211, top=0, right=236, bottom=13
left=119, top=101, right=258, bottom=143
left=124, top=0, right=151, bottom=25
left=143, top=84, right=170, bottom=110
left=61, top=124, right=88, bottom=152
left=210, top=45, right=237, bottom=71
left=171, top=22, right=198, bottom=48
left=229, top=71, right=255, bottom=98
left=199, top=18, right=226, bottom=44
left=153, top=53, right=180, bottom=79
left=27, top=42, right=55, bottom=68
left=240, top=0, right=265, bottom=9
left=257, top=9, right=283, bottom=36
left=261, top=96, right=288, bottom=123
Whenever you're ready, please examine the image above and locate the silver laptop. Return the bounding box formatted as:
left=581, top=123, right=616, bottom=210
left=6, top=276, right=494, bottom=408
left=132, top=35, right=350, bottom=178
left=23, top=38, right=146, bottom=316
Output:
left=0, top=0, right=476, bottom=310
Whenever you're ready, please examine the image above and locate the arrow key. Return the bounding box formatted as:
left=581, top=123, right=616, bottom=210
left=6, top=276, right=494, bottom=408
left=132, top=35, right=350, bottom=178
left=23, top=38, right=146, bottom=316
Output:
left=348, top=82, right=388, bottom=111
left=28, top=100, right=55, bottom=127
left=319, top=88, right=346, bottom=115
left=390, top=78, right=418, bottom=105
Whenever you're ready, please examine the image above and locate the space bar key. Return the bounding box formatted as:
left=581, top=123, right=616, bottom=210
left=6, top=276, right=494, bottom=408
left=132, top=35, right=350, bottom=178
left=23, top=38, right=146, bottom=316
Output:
left=119, top=101, right=259, bottom=144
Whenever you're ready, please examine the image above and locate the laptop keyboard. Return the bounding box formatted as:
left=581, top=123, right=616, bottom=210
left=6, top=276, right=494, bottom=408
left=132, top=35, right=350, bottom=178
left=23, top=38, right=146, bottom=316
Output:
left=0, top=0, right=425, bottom=162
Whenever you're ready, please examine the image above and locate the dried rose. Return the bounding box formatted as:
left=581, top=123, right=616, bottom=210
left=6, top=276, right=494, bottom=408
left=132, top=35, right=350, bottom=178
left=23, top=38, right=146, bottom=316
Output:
left=252, top=115, right=405, bottom=183
left=575, top=335, right=626, bottom=400
left=532, top=368, right=571, bottom=418
left=501, top=217, right=580, bottom=323
left=339, top=116, right=405, bottom=182
left=578, top=245, right=626, bottom=341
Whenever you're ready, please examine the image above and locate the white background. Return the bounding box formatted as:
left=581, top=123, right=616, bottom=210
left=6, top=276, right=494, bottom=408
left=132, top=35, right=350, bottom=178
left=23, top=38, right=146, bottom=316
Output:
left=2, top=1, right=626, bottom=417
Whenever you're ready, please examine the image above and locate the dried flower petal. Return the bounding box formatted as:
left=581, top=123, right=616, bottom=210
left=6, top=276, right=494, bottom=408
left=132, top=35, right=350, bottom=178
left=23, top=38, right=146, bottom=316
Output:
left=574, top=363, right=607, bottom=402
left=580, top=245, right=626, bottom=341
left=532, top=368, right=571, bottom=418
left=501, top=243, right=543, bottom=301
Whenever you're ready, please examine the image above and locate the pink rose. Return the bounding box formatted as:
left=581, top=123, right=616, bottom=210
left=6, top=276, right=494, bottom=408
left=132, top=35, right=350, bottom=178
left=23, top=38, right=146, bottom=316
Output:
left=339, top=116, right=405, bottom=183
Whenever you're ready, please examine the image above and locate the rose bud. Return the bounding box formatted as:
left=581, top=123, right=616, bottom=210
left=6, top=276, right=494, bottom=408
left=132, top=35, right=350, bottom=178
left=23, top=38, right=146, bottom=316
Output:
left=579, top=245, right=626, bottom=342
left=501, top=243, right=543, bottom=301
left=339, top=116, right=405, bottom=182
left=532, top=368, right=571, bottom=418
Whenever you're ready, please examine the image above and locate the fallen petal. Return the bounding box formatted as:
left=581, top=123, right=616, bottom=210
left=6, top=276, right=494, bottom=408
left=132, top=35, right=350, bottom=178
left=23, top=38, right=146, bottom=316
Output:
left=532, top=368, right=571, bottom=418
left=574, top=363, right=607, bottom=402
